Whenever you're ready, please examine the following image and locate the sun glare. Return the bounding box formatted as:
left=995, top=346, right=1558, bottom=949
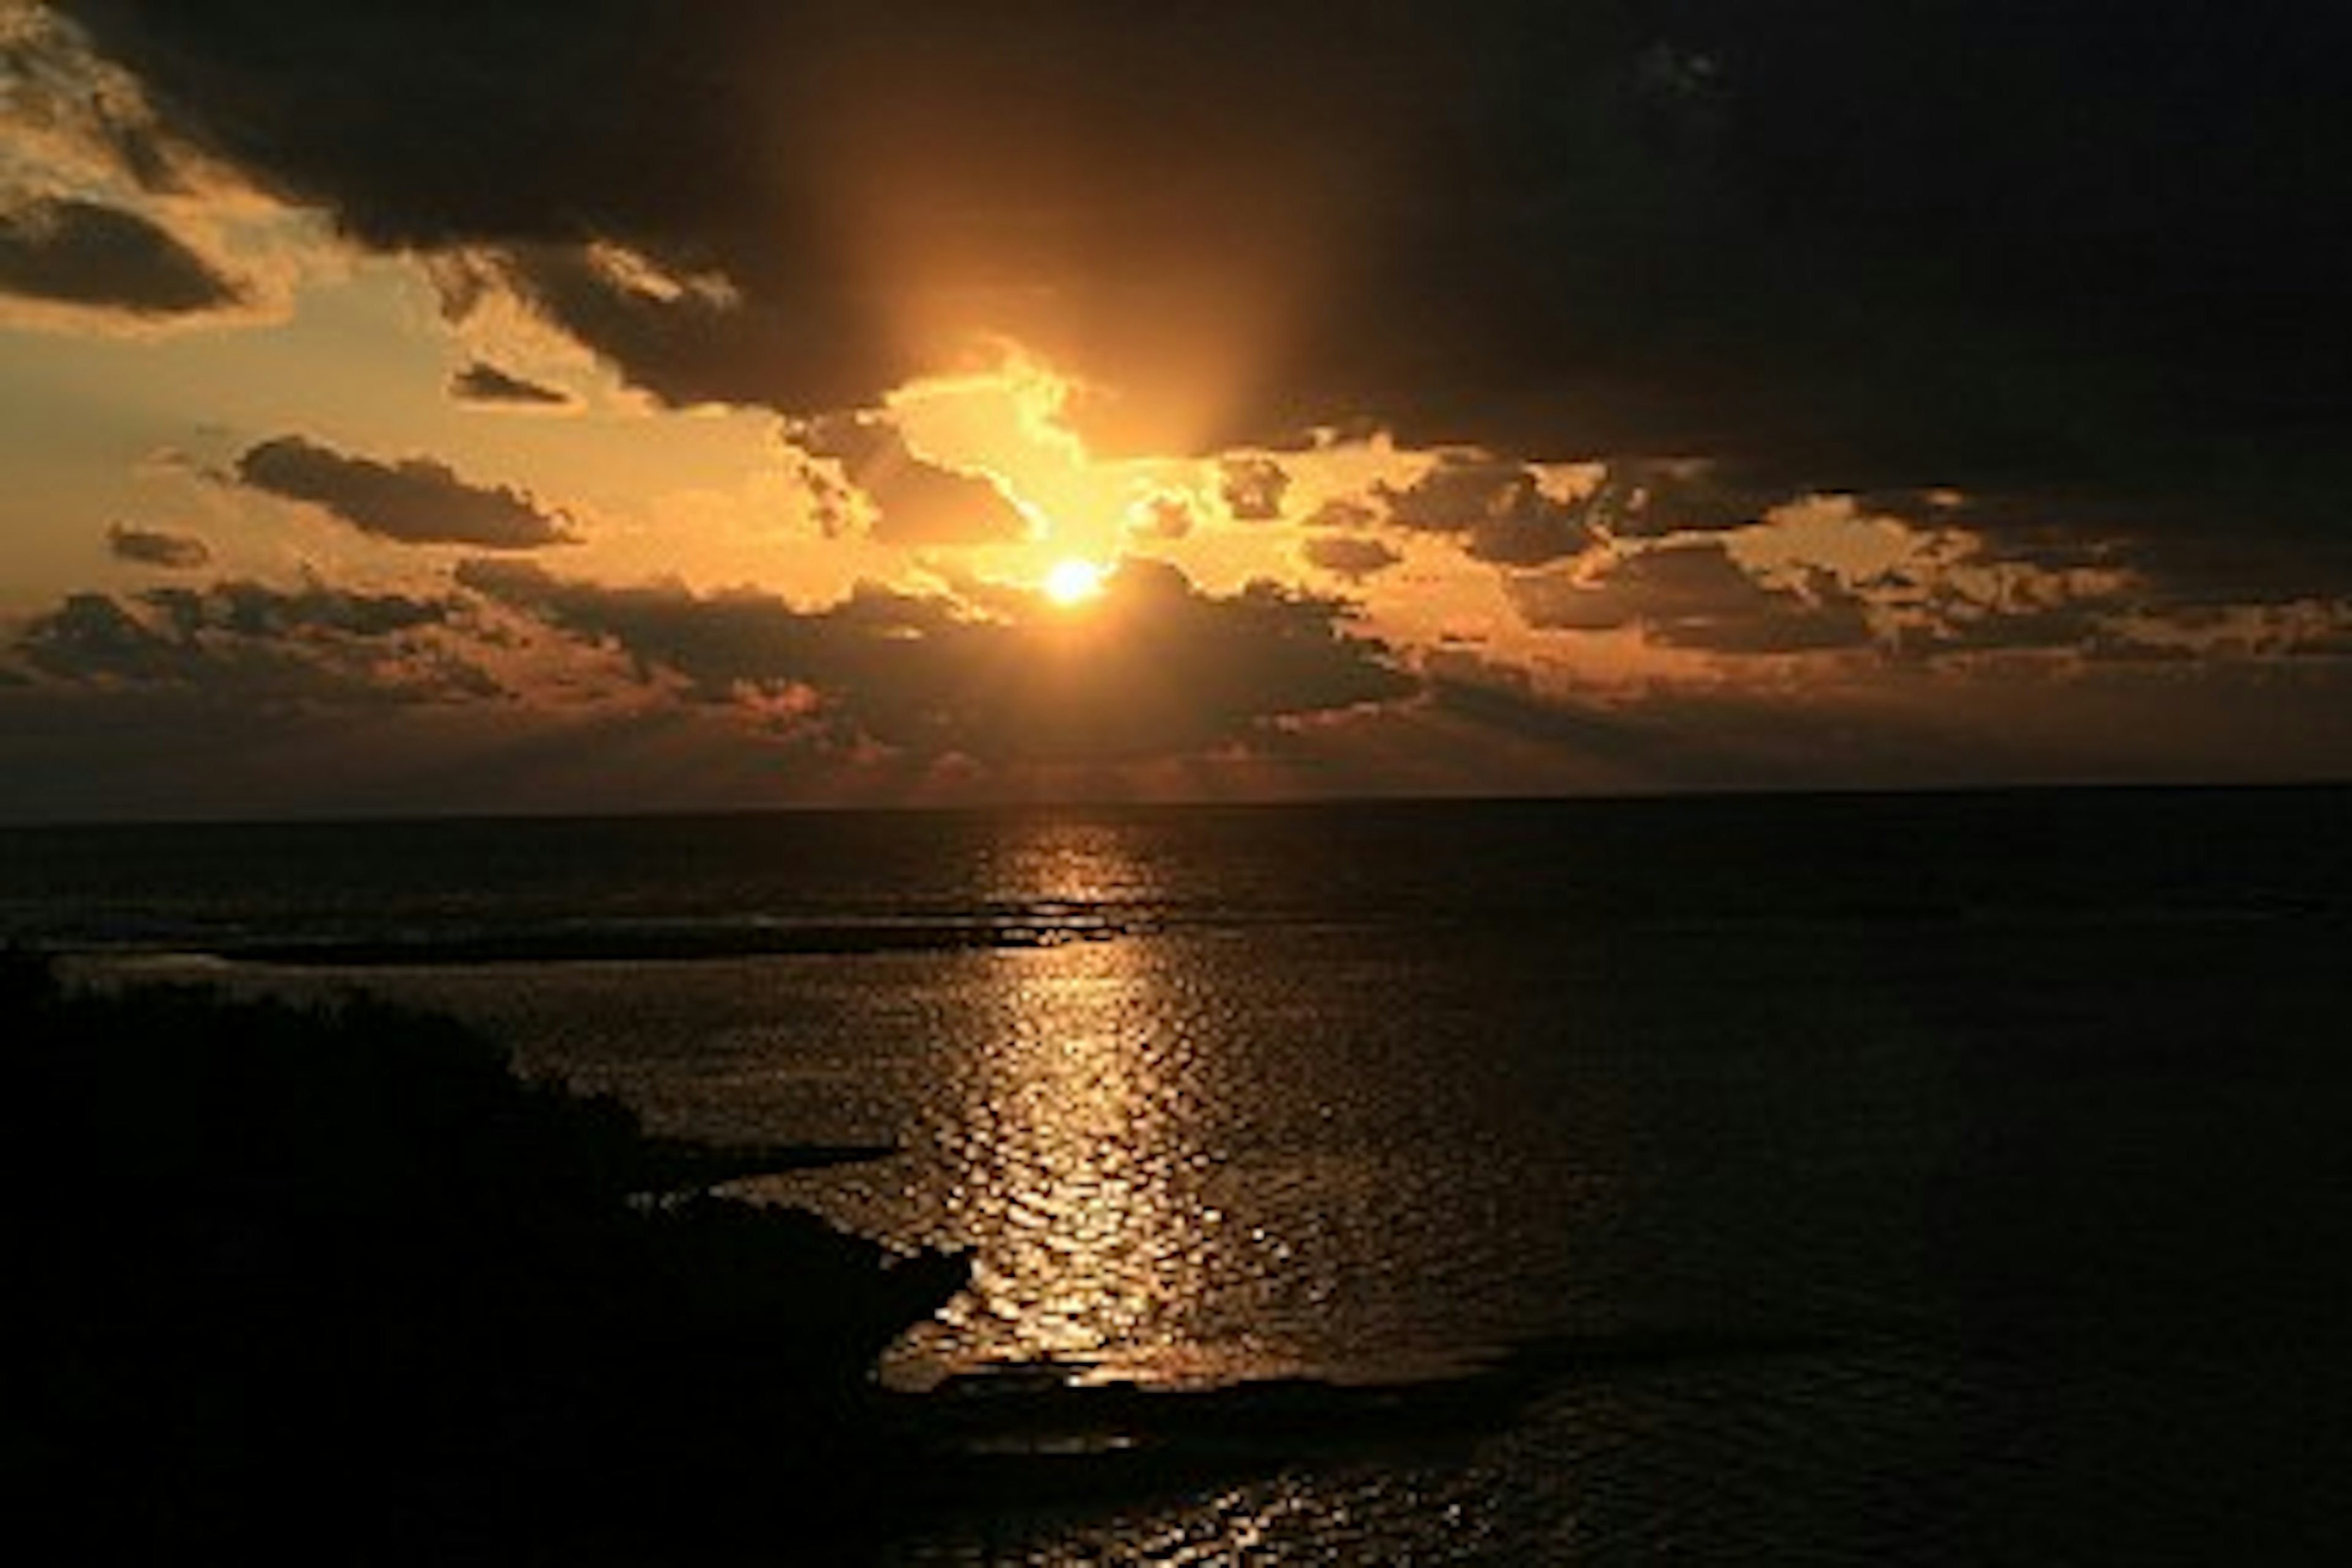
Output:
left=1042, top=557, right=1109, bottom=607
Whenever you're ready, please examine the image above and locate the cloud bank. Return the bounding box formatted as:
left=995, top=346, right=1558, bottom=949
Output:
left=51, top=0, right=2349, bottom=602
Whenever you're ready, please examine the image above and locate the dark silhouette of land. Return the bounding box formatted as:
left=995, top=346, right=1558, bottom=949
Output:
left=4, top=951, right=971, bottom=1561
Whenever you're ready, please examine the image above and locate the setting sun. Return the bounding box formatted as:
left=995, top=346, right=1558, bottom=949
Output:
left=1041, top=557, right=1109, bottom=607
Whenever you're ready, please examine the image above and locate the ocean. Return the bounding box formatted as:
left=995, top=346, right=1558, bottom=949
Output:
left=7, top=786, right=2351, bottom=1562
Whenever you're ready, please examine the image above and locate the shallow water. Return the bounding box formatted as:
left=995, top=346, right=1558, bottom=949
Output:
left=15, top=789, right=2352, bottom=1560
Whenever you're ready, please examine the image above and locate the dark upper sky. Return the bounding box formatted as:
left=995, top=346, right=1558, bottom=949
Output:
left=4, top=1, right=2350, bottom=816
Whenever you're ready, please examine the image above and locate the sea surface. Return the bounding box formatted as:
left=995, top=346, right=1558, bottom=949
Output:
left=8, top=787, right=2352, bottom=1562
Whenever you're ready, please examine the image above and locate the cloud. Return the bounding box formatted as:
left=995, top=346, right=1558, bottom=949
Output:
left=10, top=578, right=485, bottom=704
left=448, top=360, right=572, bottom=408
left=792, top=412, right=1030, bottom=548
left=0, top=195, right=241, bottom=316
left=1891, top=602, right=2113, bottom=663
left=1412, top=643, right=2352, bottom=796
left=1511, top=540, right=1875, bottom=654
left=1127, top=491, right=1197, bottom=543
left=1304, top=497, right=1383, bottom=533
left=51, top=2, right=2352, bottom=596
left=1301, top=535, right=1401, bottom=582
left=1220, top=456, right=1291, bottom=521
left=235, top=434, right=575, bottom=549
left=0, top=7, right=1760, bottom=441
left=1566, top=459, right=1766, bottom=540
left=1371, top=456, right=1600, bottom=567
left=0, top=1, right=199, bottom=194
left=105, top=522, right=211, bottom=569
left=479, top=241, right=888, bottom=415
left=459, top=555, right=1411, bottom=761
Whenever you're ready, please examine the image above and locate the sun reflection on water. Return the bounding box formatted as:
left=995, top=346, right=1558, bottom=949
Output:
left=878, top=815, right=1293, bottom=1388
left=927, top=928, right=1227, bottom=1381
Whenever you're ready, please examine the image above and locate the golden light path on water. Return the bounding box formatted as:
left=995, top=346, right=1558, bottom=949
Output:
left=944, top=939, right=1204, bottom=1365
left=903, top=821, right=1294, bottom=1389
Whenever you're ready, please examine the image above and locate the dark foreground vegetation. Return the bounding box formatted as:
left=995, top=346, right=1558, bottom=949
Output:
left=2, top=951, right=969, bottom=1561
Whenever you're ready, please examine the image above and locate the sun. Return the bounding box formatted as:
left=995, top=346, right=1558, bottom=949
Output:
left=1041, top=557, right=1109, bottom=607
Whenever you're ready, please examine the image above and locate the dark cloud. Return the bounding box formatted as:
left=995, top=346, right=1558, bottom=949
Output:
left=1303, top=497, right=1382, bottom=533
left=55, top=2, right=2352, bottom=592
left=10, top=579, right=482, bottom=703
left=1893, top=604, right=2115, bottom=663
left=1354, top=453, right=1768, bottom=567
left=0, top=2, right=197, bottom=195
left=236, top=434, right=575, bottom=549
left=2079, top=633, right=2203, bottom=667
left=1419, top=660, right=1732, bottom=786
left=1131, top=492, right=1196, bottom=542
left=105, top=522, right=211, bottom=569
left=0, top=678, right=847, bottom=823
left=792, top=413, right=1030, bottom=548
left=1419, top=669, right=1960, bottom=793
left=0, top=195, right=241, bottom=315
left=1412, top=653, right=2341, bottom=795
left=16, top=593, right=156, bottom=680
left=1373, top=457, right=1599, bottom=568
left=1301, top=535, right=1401, bottom=582
left=449, top=360, right=572, bottom=407
left=2285, top=628, right=2352, bottom=661
left=1570, top=459, right=1768, bottom=540
left=459, top=556, right=1410, bottom=761
left=1220, top=456, right=1291, bottom=522
left=1511, top=540, right=1874, bottom=654
left=481, top=242, right=888, bottom=415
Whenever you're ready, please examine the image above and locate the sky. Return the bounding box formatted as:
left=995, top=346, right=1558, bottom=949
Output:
left=5, top=1, right=2351, bottom=819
